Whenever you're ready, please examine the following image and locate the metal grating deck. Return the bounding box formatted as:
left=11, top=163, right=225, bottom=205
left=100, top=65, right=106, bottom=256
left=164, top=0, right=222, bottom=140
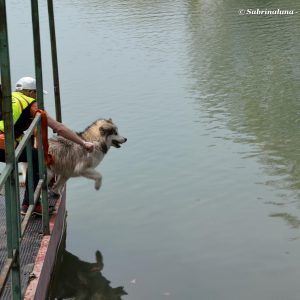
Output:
left=0, top=187, right=57, bottom=298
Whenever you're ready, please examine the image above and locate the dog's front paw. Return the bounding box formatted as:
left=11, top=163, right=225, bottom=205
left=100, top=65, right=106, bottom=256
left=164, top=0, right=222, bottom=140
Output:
left=95, top=178, right=102, bottom=190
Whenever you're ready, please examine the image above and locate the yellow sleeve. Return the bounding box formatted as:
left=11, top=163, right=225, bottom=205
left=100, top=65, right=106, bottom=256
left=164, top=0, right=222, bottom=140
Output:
left=11, top=99, right=23, bottom=124
left=0, top=99, right=23, bottom=132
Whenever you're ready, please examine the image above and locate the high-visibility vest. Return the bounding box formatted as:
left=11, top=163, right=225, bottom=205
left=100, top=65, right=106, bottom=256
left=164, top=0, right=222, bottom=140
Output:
left=0, top=92, right=36, bottom=148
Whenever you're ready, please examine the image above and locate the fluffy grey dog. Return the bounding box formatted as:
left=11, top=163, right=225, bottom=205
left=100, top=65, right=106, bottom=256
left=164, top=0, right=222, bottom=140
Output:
left=47, top=119, right=127, bottom=194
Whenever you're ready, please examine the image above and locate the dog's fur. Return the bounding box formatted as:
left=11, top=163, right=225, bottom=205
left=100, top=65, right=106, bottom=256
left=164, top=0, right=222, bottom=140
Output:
left=19, top=162, right=27, bottom=187
left=47, top=119, right=127, bottom=194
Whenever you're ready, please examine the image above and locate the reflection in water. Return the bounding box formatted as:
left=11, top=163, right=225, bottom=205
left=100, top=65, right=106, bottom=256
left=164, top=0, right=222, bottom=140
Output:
left=50, top=247, right=127, bottom=300
left=270, top=213, right=300, bottom=229
left=186, top=0, right=300, bottom=202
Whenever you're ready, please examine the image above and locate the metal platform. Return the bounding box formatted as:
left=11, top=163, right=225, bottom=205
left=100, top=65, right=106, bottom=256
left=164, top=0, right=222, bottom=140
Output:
left=0, top=187, right=58, bottom=299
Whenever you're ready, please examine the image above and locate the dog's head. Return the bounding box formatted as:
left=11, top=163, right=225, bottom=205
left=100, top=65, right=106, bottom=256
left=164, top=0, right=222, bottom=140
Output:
left=98, top=118, right=127, bottom=148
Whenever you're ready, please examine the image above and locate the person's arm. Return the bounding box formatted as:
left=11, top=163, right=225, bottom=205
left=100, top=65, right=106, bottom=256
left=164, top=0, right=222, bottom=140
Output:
left=30, top=103, right=93, bottom=152
left=47, top=115, right=94, bottom=152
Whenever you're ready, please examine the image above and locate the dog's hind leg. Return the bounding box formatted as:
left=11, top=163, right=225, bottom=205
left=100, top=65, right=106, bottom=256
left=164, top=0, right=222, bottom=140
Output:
left=47, top=168, right=54, bottom=187
left=51, top=175, right=68, bottom=195
left=19, top=162, right=27, bottom=187
left=80, top=169, right=102, bottom=190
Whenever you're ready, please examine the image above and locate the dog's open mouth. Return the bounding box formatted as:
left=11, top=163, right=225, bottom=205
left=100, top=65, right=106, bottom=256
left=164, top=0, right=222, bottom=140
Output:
left=112, top=140, right=121, bottom=148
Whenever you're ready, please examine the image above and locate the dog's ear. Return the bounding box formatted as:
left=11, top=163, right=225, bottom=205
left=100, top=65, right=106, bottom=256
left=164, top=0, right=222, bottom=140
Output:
left=107, top=118, right=113, bottom=123
left=95, top=250, right=104, bottom=270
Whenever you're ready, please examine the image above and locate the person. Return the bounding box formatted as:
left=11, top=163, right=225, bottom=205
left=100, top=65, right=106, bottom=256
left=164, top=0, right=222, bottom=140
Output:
left=0, top=76, right=94, bottom=215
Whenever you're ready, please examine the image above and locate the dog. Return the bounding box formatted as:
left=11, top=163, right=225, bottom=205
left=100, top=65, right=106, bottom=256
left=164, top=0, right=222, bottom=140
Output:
left=47, top=118, right=127, bottom=195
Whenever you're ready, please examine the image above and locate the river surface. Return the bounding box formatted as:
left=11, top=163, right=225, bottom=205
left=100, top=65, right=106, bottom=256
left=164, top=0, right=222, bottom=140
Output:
left=5, top=0, right=300, bottom=299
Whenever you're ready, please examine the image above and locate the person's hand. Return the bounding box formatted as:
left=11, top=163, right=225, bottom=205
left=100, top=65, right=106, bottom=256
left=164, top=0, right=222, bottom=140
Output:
left=82, top=141, right=94, bottom=152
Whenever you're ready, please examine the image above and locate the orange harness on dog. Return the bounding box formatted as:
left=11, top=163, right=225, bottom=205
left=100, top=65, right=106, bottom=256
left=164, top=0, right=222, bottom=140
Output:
left=34, top=109, right=55, bottom=166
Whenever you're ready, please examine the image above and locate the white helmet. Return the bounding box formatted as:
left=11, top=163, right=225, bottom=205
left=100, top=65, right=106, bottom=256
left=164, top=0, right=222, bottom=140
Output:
left=15, top=77, right=48, bottom=94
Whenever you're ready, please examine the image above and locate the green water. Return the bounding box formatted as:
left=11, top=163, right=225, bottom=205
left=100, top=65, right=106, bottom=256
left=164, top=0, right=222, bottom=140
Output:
left=5, top=0, right=300, bottom=299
